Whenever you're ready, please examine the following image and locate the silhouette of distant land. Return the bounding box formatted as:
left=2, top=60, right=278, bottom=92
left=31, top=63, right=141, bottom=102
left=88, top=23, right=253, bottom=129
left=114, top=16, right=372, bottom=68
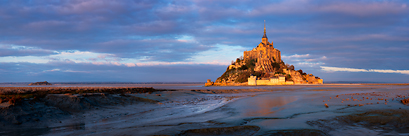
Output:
left=28, top=81, right=52, bottom=86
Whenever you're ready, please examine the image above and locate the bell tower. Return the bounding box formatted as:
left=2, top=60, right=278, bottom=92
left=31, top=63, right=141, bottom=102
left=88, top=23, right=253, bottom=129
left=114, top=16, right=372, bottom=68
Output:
left=262, top=20, right=268, bottom=45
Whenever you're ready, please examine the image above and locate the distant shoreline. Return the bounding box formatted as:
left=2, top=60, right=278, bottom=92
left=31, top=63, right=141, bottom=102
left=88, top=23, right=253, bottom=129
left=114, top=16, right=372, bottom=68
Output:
left=205, top=83, right=409, bottom=87
left=1, top=81, right=407, bottom=84
left=322, top=83, right=409, bottom=85
left=1, top=82, right=408, bottom=88
left=0, top=82, right=206, bottom=84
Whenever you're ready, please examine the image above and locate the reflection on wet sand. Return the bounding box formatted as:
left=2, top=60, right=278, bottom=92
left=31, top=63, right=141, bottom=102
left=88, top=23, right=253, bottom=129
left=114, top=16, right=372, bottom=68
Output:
left=2, top=85, right=409, bottom=135
left=243, top=95, right=298, bottom=116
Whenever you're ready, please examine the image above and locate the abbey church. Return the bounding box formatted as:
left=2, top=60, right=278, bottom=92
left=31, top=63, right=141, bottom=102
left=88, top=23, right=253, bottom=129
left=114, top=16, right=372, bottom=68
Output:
left=243, top=21, right=281, bottom=73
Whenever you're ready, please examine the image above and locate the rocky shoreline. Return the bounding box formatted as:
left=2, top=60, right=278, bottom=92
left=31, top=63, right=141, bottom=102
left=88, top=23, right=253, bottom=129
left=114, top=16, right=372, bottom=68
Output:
left=0, top=87, right=170, bottom=128
left=0, top=86, right=253, bottom=135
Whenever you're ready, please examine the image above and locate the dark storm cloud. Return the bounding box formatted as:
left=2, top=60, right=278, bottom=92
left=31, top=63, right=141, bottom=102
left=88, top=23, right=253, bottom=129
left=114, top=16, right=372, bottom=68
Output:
left=0, top=0, right=408, bottom=82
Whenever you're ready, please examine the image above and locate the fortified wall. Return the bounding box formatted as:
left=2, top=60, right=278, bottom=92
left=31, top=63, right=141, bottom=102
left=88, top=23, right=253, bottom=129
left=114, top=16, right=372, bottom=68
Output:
left=247, top=75, right=294, bottom=85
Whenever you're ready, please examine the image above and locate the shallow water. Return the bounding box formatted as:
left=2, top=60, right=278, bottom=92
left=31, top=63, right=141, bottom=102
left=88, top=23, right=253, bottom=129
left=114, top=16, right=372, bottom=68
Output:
left=3, top=84, right=409, bottom=135
left=215, top=85, right=409, bottom=135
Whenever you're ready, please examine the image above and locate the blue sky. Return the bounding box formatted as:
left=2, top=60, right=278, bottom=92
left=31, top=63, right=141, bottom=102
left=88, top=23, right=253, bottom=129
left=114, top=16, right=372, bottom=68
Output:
left=0, top=0, right=408, bottom=82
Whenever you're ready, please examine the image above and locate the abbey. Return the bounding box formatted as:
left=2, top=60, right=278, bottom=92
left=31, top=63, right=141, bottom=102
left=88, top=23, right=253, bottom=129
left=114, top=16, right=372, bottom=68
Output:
left=243, top=21, right=281, bottom=73
left=207, top=21, right=323, bottom=86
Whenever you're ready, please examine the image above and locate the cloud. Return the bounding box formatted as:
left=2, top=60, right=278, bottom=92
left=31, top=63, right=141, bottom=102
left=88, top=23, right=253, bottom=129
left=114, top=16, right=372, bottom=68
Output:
left=282, top=54, right=310, bottom=59
left=316, top=1, right=408, bottom=16
left=0, top=0, right=408, bottom=82
left=0, top=62, right=227, bottom=82
left=0, top=45, right=57, bottom=57
left=321, top=66, right=409, bottom=75
left=281, top=54, right=327, bottom=68
left=249, top=0, right=409, bottom=16
left=0, top=48, right=232, bottom=67
left=134, top=61, right=230, bottom=67
left=43, top=69, right=61, bottom=72
left=297, top=62, right=325, bottom=67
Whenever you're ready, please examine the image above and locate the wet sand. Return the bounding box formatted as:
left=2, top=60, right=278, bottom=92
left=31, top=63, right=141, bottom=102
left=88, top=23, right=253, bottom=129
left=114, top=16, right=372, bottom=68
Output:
left=1, top=84, right=409, bottom=135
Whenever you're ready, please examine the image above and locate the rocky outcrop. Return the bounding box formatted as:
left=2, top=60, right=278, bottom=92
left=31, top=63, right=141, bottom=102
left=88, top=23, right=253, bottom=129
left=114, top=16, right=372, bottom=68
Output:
left=0, top=93, right=159, bottom=127
left=28, top=81, right=52, bottom=86
left=213, top=25, right=323, bottom=85
left=215, top=58, right=323, bottom=85
left=283, top=69, right=306, bottom=84
left=402, top=98, right=409, bottom=105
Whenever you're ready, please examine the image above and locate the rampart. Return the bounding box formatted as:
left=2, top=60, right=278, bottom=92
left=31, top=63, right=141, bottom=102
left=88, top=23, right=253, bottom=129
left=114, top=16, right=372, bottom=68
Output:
left=247, top=75, right=294, bottom=85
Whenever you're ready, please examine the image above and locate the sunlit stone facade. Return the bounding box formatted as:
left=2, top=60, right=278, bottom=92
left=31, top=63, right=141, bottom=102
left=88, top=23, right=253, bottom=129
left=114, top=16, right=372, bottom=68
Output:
left=243, top=21, right=281, bottom=73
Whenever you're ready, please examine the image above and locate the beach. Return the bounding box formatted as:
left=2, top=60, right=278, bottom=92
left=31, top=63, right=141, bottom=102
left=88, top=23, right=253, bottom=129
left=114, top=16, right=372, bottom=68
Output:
left=1, top=84, right=409, bottom=135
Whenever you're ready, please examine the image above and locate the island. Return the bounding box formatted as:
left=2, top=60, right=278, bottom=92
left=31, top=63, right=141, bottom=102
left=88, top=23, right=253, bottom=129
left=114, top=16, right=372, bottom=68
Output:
left=206, top=22, right=323, bottom=86
left=28, top=81, right=52, bottom=86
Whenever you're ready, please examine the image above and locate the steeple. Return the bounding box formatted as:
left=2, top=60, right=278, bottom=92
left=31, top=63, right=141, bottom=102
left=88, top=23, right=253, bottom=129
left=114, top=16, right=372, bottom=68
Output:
left=262, top=20, right=267, bottom=38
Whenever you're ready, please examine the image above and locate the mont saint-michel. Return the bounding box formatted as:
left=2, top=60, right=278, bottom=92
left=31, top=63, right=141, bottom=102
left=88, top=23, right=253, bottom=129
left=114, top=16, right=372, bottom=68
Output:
left=2, top=1, right=409, bottom=135
left=206, top=22, right=323, bottom=86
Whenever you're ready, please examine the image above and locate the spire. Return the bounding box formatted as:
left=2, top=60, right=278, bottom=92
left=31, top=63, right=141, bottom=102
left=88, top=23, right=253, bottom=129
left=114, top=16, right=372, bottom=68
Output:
left=262, top=20, right=267, bottom=38
left=264, top=20, right=266, bottom=34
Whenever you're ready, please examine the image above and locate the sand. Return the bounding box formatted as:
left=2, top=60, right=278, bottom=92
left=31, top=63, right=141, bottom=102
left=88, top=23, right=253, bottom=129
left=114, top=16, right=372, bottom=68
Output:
left=1, top=84, right=409, bottom=135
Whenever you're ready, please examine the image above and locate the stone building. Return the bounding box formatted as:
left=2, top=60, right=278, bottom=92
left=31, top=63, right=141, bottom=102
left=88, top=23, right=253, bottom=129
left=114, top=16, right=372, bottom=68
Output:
left=248, top=76, right=257, bottom=85
left=248, top=75, right=294, bottom=85
left=243, top=21, right=281, bottom=73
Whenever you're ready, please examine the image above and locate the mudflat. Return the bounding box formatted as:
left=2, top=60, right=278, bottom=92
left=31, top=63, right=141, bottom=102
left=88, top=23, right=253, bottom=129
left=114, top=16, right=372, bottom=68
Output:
left=1, top=84, right=409, bottom=136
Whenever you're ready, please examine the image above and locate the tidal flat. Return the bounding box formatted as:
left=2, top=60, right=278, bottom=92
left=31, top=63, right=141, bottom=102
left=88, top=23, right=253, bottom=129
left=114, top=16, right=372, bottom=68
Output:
left=1, top=84, right=409, bottom=136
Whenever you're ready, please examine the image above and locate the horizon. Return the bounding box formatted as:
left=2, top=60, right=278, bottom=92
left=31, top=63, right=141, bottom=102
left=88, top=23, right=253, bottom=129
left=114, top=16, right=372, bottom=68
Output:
left=0, top=81, right=406, bottom=84
left=1, top=0, right=408, bottom=83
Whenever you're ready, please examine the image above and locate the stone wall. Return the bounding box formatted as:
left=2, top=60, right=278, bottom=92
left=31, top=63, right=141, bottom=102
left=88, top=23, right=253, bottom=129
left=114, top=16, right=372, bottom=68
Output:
left=248, top=76, right=257, bottom=85
left=279, top=76, right=285, bottom=83
left=285, top=81, right=294, bottom=85
left=256, top=80, right=271, bottom=85
left=248, top=76, right=294, bottom=85
left=271, top=78, right=279, bottom=84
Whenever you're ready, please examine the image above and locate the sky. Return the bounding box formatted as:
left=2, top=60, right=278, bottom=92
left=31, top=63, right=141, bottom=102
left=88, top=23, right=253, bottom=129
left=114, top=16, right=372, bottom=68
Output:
left=0, top=0, right=408, bottom=83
